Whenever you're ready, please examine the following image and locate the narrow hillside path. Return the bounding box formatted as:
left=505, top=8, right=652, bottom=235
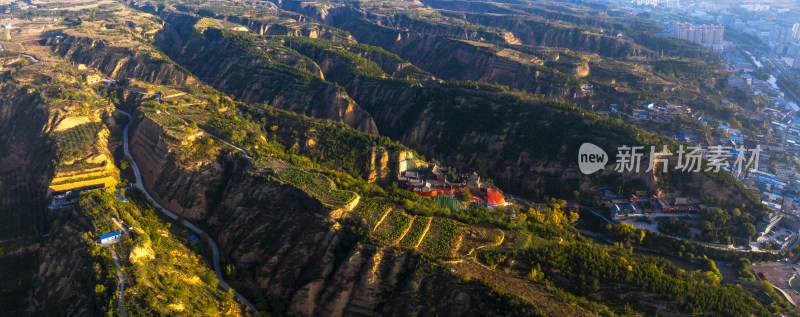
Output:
left=117, top=110, right=258, bottom=313
left=111, top=217, right=130, bottom=237
left=21, top=54, right=39, bottom=62
left=468, top=230, right=505, bottom=256
left=109, top=248, right=127, bottom=317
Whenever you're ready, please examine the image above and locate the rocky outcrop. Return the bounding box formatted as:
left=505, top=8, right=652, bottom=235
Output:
left=46, top=35, right=196, bottom=86
left=129, top=114, right=235, bottom=220
left=366, top=147, right=412, bottom=185
left=382, top=13, right=519, bottom=45
left=223, top=15, right=355, bottom=43
left=366, top=147, right=392, bottom=184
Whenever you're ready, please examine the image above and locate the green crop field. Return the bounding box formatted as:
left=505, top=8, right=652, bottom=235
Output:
left=277, top=168, right=355, bottom=206
left=432, top=195, right=465, bottom=211
left=51, top=122, right=103, bottom=161
left=352, top=197, right=392, bottom=229
left=195, top=17, right=222, bottom=29
left=372, top=209, right=413, bottom=243
left=398, top=216, right=430, bottom=248
left=141, top=107, right=186, bottom=128
left=419, top=217, right=464, bottom=257
left=459, top=225, right=504, bottom=254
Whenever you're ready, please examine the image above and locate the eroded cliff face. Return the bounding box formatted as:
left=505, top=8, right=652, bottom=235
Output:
left=211, top=184, right=493, bottom=317
left=29, top=222, right=98, bottom=316
left=0, top=77, right=51, bottom=177
left=381, top=13, right=520, bottom=45
left=47, top=35, right=197, bottom=86
left=152, top=14, right=379, bottom=135
left=129, top=114, right=235, bottom=220
left=437, top=12, right=646, bottom=59
left=0, top=72, right=56, bottom=240
left=222, top=15, right=355, bottom=43
left=127, top=108, right=526, bottom=317
left=323, top=10, right=579, bottom=97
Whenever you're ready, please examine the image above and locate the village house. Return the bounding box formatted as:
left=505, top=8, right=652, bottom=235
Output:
left=99, top=231, right=122, bottom=245
left=398, top=166, right=507, bottom=207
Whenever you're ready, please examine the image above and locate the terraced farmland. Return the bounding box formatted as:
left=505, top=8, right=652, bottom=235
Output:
left=141, top=106, right=186, bottom=128
left=372, top=208, right=413, bottom=243
left=459, top=224, right=504, bottom=255
left=501, top=230, right=550, bottom=251
left=51, top=122, right=103, bottom=161
left=418, top=217, right=465, bottom=257
left=352, top=197, right=392, bottom=229
left=398, top=216, right=430, bottom=248
left=277, top=168, right=356, bottom=206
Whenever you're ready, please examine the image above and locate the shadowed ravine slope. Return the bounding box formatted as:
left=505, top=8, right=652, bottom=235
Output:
left=140, top=11, right=760, bottom=213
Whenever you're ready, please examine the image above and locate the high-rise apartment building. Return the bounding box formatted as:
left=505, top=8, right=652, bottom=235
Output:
left=794, top=50, right=800, bottom=70
left=772, top=27, right=793, bottom=44
left=673, top=22, right=724, bottom=45
left=793, top=23, right=800, bottom=42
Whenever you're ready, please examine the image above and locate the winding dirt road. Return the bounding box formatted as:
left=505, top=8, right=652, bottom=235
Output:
left=118, top=110, right=258, bottom=312
left=109, top=249, right=128, bottom=317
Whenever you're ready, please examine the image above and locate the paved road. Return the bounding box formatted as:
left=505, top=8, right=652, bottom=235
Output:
left=209, top=133, right=252, bottom=160
left=571, top=205, right=616, bottom=225
left=106, top=81, right=252, bottom=161
left=118, top=110, right=258, bottom=312
left=751, top=49, right=800, bottom=103
left=21, top=54, right=39, bottom=62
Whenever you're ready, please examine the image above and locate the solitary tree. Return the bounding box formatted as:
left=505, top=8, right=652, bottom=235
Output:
left=461, top=189, right=472, bottom=203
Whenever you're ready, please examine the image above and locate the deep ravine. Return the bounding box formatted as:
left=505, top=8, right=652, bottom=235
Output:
left=117, top=109, right=258, bottom=313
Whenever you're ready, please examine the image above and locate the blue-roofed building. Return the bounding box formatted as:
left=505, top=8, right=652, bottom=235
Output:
left=675, top=132, right=697, bottom=141
left=188, top=234, right=199, bottom=245
left=719, top=125, right=729, bottom=130
left=115, top=190, right=129, bottom=203
left=642, top=102, right=654, bottom=109
left=99, top=231, right=122, bottom=245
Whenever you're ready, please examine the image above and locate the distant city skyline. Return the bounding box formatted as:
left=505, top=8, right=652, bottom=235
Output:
left=674, top=22, right=725, bottom=44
